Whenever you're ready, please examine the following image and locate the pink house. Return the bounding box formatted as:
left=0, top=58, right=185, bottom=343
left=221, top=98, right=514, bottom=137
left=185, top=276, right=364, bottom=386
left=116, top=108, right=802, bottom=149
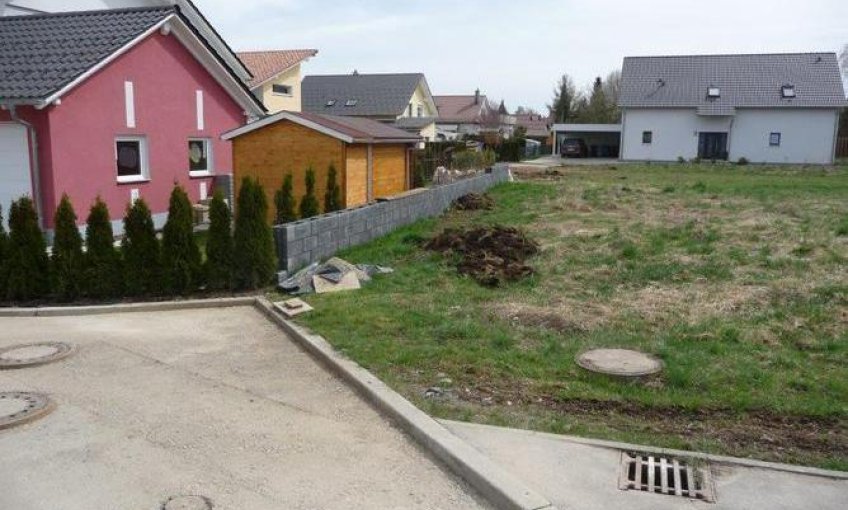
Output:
left=0, top=6, right=265, bottom=234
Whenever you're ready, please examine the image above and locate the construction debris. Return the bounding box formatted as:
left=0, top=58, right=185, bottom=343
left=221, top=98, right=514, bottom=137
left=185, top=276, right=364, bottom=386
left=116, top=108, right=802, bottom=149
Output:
left=453, top=193, right=494, bottom=211
left=278, top=257, right=393, bottom=295
left=425, top=226, right=538, bottom=286
left=273, top=298, right=314, bottom=317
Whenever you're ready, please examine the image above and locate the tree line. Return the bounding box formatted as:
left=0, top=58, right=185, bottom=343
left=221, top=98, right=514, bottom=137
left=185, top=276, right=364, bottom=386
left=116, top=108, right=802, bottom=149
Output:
left=548, top=70, right=622, bottom=125
left=0, top=178, right=277, bottom=304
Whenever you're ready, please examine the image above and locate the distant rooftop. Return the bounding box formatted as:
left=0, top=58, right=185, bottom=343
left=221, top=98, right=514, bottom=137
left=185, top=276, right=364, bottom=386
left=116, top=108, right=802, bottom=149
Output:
left=237, top=49, right=317, bottom=88
left=302, top=72, right=429, bottom=117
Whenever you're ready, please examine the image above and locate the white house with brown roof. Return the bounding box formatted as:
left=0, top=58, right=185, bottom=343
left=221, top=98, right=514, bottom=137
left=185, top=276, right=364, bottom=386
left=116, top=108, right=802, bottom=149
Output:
left=433, top=90, right=515, bottom=140
left=619, top=52, right=847, bottom=164
left=238, top=49, right=317, bottom=113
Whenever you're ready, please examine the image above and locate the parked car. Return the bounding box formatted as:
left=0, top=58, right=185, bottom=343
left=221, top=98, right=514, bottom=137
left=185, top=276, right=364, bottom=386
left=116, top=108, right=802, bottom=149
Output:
left=561, top=138, right=588, bottom=158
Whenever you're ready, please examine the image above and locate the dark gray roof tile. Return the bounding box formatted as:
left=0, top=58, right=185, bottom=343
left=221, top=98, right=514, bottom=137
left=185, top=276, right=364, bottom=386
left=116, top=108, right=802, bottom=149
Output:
left=619, top=53, right=847, bottom=109
left=302, top=73, right=425, bottom=117
left=0, top=7, right=175, bottom=102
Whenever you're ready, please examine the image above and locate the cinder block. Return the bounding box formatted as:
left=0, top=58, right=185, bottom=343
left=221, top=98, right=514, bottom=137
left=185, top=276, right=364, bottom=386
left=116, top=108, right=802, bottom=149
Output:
left=304, top=236, right=318, bottom=251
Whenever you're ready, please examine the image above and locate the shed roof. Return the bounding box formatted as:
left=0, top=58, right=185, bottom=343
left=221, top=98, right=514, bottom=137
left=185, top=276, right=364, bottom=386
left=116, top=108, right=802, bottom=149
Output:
left=237, top=49, right=318, bottom=88
left=222, top=110, right=421, bottom=143
left=302, top=72, right=430, bottom=117
left=619, top=53, right=847, bottom=109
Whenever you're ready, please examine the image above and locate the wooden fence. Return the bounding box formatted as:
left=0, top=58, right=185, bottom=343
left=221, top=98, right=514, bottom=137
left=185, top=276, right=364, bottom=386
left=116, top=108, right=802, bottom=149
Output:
left=837, top=137, right=848, bottom=159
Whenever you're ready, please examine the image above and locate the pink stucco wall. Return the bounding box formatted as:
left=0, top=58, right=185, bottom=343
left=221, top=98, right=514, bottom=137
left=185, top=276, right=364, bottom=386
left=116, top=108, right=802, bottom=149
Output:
left=29, top=31, right=246, bottom=229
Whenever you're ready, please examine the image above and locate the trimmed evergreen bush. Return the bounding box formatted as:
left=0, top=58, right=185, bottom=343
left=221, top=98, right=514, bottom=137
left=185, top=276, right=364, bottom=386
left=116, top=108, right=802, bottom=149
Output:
left=51, top=194, right=84, bottom=301
left=274, top=173, right=297, bottom=224
left=0, top=206, right=8, bottom=299
left=299, top=167, right=320, bottom=218
left=5, top=197, right=49, bottom=301
left=324, top=163, right=342, bottom=212
left=204, top=190, right=234, bottom=290
left=121, top=198, right=161, bottom=297
left=161, top=185, right=202, bottom=294
left=84, top=197, right=121, bottom=299
left=233, top=178, right=276, bottom=289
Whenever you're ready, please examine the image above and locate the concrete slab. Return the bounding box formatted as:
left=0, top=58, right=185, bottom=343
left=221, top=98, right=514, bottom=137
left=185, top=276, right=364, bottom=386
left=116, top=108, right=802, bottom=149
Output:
left=443, top=420, right=848, bottom=510
left=0, top=307, right=492, bottom=510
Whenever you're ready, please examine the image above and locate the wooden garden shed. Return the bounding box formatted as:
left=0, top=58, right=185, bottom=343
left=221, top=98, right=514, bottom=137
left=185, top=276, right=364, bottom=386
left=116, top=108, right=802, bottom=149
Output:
left=222, top=111, right=420, bottom=222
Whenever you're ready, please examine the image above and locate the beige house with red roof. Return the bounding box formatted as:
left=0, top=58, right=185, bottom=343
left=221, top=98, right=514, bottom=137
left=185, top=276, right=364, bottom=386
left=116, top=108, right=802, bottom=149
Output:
left=238, top=49, right=318, bottom=113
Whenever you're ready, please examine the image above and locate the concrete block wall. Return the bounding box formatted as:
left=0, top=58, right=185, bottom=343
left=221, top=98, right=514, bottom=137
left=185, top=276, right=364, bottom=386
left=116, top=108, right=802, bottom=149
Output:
left=273, top=164, right=510, bottom=271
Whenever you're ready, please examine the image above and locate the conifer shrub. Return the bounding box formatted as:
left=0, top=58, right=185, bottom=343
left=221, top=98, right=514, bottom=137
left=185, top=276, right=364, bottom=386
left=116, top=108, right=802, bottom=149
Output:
left=204, top=190, right=234, bottom=291
left=121, top=198, right=161, bottom=297
left=5, top=197, right=49, bottom=301
left=233, top=177, right=276, bottom=289
left=52, top=194, right=84, bottom=301
left=324, top=163, right=342, bottom=213
left=274, top=173, right=297, bottom=224
left=161, top=185, right=202, bottom=294
left=84, top=197, right=122, bottom=299
left=299, top=167, right=320, bottom=218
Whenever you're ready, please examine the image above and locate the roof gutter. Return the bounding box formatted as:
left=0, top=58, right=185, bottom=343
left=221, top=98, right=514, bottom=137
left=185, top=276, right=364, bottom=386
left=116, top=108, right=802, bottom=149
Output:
left=3, top=104, right=44, bottom=229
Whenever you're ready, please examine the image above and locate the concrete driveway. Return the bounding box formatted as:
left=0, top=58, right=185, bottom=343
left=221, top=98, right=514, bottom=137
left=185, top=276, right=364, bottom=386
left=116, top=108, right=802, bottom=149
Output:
left=0, top=306, right=491, bottom=510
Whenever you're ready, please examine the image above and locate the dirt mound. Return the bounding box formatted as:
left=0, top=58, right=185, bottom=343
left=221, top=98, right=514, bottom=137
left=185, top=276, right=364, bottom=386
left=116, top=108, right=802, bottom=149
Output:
left=453, top=193, right=494, bottom=211
left=425, top=226, right=539, bottom=286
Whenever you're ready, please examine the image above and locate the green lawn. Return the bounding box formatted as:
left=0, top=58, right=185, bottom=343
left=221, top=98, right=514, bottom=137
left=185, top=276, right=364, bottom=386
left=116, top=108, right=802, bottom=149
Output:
left=290, top=163, right=848, bottom=470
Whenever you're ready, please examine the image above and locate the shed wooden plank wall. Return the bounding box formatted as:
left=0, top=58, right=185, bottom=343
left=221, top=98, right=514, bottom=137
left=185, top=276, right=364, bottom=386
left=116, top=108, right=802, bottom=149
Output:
left=232, top=120, right=346, bottom=223
left=345, top=145, right=368, bottom=207
left=373, top=145, right=408, bottom=198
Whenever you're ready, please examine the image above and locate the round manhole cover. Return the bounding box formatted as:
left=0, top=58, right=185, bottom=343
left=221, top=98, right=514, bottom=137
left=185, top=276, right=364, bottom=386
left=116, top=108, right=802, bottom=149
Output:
left=0, top=392, right=55, bottom=430
left=162, top=495, right=213, bottom=510
left=0, top=342, right=74, bottom=369
left=576, top=348, right=663, bottom=377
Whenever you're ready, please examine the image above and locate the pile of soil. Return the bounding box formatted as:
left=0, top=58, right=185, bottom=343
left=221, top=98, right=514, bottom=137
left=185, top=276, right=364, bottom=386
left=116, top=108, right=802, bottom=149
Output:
left=453, top=193, right=494, bottom=211
left=425, top=226, right=539, bottom=286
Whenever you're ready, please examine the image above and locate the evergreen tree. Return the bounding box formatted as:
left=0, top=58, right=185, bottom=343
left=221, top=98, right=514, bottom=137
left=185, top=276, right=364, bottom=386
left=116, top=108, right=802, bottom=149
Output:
left=52, top=194, right=84, bottom=301
left=274, top=173, right=297, bottom=224
left=324, top=164, right=342, bottom=212
left=121, top=198, right=161, bottom=297
left=548, top=73, right=577, bottom=123
left=0, top=206, right=8, bottom=299
left=5, top=197, right=49, bottom=301
left=204, top=190, right=234, bottom=291
left=84, top=197, right=121, bottom=299
left=233, top=178, right=276, bottom=289
left=161, top=185, right=202, bottom=294
left=299, top=167, right=320, bottom=218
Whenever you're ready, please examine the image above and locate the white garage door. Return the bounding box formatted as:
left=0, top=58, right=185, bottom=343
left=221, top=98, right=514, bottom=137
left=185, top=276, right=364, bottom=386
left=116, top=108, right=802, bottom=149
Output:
left=0, top=123, right=33, bottom=228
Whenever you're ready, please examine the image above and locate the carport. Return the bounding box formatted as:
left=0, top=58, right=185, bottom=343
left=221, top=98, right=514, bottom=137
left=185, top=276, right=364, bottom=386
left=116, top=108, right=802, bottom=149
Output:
left=552, top=123, right=622, bottom=158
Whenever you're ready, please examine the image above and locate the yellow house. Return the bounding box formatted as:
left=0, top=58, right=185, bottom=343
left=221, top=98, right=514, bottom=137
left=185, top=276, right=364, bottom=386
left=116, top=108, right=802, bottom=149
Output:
left=301, top=72, right=438, bottom=143
left=237, top=49, right=318, bottom=113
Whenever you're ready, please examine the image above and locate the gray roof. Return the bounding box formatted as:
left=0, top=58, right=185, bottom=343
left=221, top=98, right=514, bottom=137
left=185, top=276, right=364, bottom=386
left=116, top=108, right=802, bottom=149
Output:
left=394, top=116, right=436, bottom=129
left=619, top=53, right=848, bottom=109
left=302, top=73, right=425, bottom=117
left=0, top=7, right=176, bottom=102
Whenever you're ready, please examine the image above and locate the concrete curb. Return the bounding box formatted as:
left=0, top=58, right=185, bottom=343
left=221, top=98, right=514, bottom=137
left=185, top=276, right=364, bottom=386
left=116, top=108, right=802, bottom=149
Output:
left=441, top=420, right=848, bottom=481
left=0, top=296, right=257, bottom=317
left=254, top=297, right=557, bottom=510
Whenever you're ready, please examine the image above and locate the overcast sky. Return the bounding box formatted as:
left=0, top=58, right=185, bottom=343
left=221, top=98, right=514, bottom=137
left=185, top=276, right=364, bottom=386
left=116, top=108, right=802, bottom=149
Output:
left=199, top=0, right=848, bottom=112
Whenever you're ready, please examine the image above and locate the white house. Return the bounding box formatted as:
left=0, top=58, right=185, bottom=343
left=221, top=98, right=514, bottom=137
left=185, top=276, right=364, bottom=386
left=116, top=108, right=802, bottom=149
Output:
left=619, top=53, right=847, bottom=164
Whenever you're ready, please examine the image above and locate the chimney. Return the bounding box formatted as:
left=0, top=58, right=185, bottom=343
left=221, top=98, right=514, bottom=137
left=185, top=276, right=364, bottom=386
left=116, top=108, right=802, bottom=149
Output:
left=474, top=88, right=480, bottom=105
left=353, top=69, right=359, bottom=76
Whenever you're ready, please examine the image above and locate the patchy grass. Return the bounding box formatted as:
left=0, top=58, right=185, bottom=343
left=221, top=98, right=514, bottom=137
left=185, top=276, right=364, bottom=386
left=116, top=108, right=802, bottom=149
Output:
left=294, top=164, right=848, bottom=470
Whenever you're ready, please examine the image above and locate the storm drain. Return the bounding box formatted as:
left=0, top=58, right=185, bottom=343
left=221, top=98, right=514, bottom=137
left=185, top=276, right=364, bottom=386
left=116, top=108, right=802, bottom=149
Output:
left=162, top=495, right=213, bottom=510
left=618, top=452, right=715, bottom=503
left=0, top=392, right=55, bottom=430
left=0, top=342, right=74, bottom=369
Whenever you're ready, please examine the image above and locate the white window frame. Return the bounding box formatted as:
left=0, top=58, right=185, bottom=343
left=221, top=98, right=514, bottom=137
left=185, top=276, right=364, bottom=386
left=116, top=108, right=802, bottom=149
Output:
left=115, top=136, right=149, bottom=183
left=188, top=138, right=214, bottom=177
left=271, top=83, right=293, bottom=97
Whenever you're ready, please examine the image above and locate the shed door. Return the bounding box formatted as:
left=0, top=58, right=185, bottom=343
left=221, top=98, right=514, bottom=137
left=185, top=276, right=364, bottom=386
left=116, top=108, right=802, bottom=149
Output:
left=0, top=123, right=32, bottom=227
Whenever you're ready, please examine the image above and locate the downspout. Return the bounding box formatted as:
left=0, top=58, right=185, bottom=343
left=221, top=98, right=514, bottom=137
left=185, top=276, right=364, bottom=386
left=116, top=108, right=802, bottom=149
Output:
left=830, top=109, right=841, bottom=164
left=5, top=104, right=44, bottom=228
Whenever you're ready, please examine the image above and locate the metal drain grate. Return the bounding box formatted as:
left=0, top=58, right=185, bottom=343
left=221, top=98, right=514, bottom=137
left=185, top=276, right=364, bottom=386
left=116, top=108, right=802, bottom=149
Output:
left=619, top=452, right=715, bottom=503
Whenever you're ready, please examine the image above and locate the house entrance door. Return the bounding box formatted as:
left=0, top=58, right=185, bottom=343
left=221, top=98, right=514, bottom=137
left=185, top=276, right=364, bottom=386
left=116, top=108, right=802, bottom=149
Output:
left=698, top=132, right=728, bottom=160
